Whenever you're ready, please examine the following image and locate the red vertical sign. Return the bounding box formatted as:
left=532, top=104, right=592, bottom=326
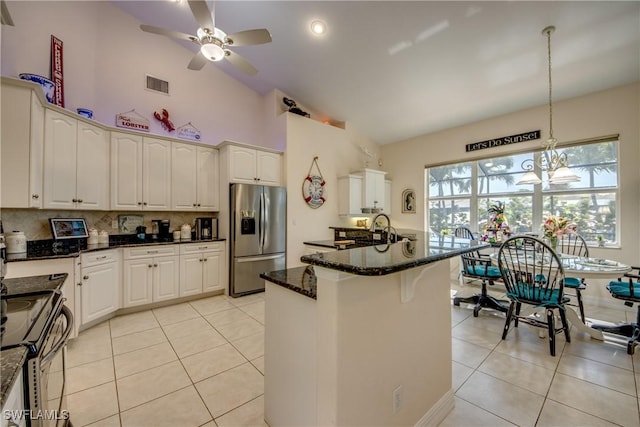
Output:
left=50, top=35, right=64, bottom=107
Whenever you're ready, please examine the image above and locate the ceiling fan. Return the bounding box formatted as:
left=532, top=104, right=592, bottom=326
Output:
left=140, top=0, right=271, bottom=75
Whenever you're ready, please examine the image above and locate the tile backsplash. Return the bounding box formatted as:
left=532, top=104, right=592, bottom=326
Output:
left=0, top=209, right=218, bottom=240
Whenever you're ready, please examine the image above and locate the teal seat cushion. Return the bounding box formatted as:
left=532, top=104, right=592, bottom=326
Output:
left=465, top=265, right=501, bottom=278
left=608, top=281, right=640, bottom=299
left=564, top=277, right=582, bottom=288
left=508, top=282, right=563, bottom=304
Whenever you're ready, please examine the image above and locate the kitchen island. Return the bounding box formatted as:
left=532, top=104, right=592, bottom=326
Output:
left=261, top=233, right=487, bottom=426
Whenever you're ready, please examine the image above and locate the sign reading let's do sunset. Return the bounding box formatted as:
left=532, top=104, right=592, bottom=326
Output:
left=465, top=130, right=541, bottom=152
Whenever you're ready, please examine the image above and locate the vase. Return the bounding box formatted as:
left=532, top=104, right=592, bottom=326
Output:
left=548, top=236, right=557, bottom=252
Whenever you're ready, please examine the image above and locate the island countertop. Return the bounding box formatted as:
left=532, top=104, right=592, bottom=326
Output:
left=300, top=231, right=488, bottom=276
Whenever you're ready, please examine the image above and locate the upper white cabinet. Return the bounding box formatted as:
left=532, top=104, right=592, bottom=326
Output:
left=1, top=81, right=44, bottom=208
left=111, top=132, right=171, bottom=210
left=43, top=110, right=110, bottom=210
left=172, top=142, right=219, bottom=211
left=337, top=169, right=388, bottom=215
left=228, top=145, right=282, bottom=186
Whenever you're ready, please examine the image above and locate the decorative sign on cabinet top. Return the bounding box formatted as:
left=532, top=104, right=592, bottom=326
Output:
left=116, top=109, right=150, bottom=132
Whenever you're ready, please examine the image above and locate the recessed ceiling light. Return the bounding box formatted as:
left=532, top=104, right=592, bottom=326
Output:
left=310, top=20, right=327, bottom=36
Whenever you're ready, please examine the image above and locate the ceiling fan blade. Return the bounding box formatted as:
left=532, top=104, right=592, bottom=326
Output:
left=188, top=0, right=214, bottom=32
left=224, top=50, right=258, bottom=76
left=140, top=24, right=197, bottom=43
left=188, top=51, right=208, bottom=71
left=1, top=0, right=14, bottom=26
left=226, top=29, right=272, bottom=46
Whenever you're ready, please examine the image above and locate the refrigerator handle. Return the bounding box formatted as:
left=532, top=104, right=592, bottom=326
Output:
left=260, top=192, right=265, bottom=249
left=263, top=191, right=270, bottom=249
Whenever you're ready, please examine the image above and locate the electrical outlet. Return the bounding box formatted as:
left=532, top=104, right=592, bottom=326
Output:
left=393, top=385, right=402, bottom=414
left=112, top=220, right=118, bottom=229
left=373, top=233, right=382, bottom=241
left=339, top=231, right=346, bottom=238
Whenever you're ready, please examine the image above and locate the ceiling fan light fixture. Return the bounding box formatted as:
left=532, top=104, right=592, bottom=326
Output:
left=201, top=40, right=225, bottom=61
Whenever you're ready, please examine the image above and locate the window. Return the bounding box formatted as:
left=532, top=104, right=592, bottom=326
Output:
left=426, top=140, right=619, bottom=245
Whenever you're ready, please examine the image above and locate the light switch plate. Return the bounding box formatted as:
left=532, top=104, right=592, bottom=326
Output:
left=112, top=220, right=118, bottom=229
left=339, top=231, right=346, bottom=237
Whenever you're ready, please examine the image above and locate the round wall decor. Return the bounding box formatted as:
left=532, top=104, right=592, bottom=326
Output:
left=302, top=156, right=326, bottom=209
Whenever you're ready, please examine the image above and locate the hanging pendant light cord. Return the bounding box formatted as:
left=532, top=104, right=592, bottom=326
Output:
left=544, top=26, right=555, bottom=143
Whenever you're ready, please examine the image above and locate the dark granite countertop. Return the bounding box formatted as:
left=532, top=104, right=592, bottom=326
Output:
left=300, top=231, right=488, bottom=276
left=1, top=273, right=68, bottom=406
left=260, top=266, right=317, bottom=300
left=304, top=240, right=378, bottom=251
left=6, top=237, right=226, bottom=262
left=0, top=347, right=28, bottom=406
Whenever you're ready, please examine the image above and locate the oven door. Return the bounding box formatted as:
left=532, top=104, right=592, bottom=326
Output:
left=27, top=305, right=73, bottom=427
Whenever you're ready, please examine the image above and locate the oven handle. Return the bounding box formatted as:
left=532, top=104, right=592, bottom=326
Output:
left=40, top=305, right=73, bottom=366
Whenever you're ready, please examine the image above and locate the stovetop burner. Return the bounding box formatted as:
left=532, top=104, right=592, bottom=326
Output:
left=0, top=290, right=61, bottom=351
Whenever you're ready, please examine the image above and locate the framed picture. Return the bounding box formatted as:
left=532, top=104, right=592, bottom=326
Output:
left=49, top=218, right=88, bottom=239
left=401, top=189, right=416, bottom=214
left=118, top=215, right=144, bottom=234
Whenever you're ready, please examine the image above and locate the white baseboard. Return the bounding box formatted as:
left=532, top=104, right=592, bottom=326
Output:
left=414, top=389, right=455, bottom=427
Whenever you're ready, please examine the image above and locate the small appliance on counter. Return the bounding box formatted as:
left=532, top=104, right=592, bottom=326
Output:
left=180, top=224, right=192, bottom=241
left=195, top=217, right=217, bottom=240
left=136, top=226, right=146, bottom=241
left=152, top=219, right=171, bottom=241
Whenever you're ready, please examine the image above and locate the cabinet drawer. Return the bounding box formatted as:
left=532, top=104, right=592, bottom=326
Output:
left=81, top=249, right=119, bottom=267
left=123, top=245, right=179, bottom=259
left=179, top=241, right=225, bottom=254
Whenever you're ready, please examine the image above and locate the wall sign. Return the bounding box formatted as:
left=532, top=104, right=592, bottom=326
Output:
left=465, top=130, right=540, bottom=152
left=50, top=35, right=64, bottom=107
left=116, top=109, right=150, bottom=132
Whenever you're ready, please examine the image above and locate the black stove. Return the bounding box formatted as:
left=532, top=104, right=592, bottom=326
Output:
left=0, top=290, right=62, bottom=354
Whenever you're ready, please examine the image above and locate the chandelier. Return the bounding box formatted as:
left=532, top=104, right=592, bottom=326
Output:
left=517, top=26, right=580, bottom=185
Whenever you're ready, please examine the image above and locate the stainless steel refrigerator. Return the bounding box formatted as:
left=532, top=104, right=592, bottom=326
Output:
left=230, top=183, right=286, bottom=297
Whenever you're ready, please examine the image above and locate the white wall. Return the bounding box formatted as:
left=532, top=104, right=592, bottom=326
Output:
left=381, top=83, right=640, bottom=267
left=283, top=113, right=380, bottom=266
left=1, top=1, right=264, bottom=146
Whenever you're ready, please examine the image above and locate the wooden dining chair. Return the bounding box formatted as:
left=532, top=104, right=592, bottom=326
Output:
left=452, top=226, right=508, bottom=317
left=557, top=232, right=589, bottom=323
left=497, top=235, right=571, bottom=356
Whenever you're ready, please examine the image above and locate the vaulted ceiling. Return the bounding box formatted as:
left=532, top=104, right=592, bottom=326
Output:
left=114, top=1, right=640, bottom=145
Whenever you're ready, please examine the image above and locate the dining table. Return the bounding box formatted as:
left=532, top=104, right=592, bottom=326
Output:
left=488, top=251, right=632, bottom=341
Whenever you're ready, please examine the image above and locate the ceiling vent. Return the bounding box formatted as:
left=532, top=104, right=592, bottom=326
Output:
left=146, top=75, right=169, bottom=95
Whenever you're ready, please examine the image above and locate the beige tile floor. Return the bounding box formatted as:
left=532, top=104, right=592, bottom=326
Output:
left=66, top=281, right=640, bottom=427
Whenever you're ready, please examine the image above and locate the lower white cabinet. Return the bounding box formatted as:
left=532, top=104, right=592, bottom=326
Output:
left=123, top=245, right=179, bottom=307
left=80, top=249, right=120, bottom=326
left=179, top=242, right=226, bottom=296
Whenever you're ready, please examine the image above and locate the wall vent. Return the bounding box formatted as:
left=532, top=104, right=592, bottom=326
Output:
left=146, top=75, right=169, bottom=95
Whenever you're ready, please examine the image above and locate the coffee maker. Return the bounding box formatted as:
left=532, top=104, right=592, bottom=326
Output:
left=195, top=217, right=216, bottom=240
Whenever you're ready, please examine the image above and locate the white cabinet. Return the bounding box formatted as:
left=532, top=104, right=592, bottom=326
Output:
left=111, top=132, right=172, bottom=210
left=172, top=142, right=219, bottom=211
left=43, top=110, right=110, bottom=210
left=337, top=169, right=388, bottom=215
left=359, top=169, right=386, bottom=211
left=228, top=145, right=282, bottom=186
left=337, top=174, right=363, bottom=216
left=1, top=82, right=44, bottom=208
left=179, top=242, right=226, bottom=296
left=122, top=245, right=179, bottom=307
left=80, top=250, right=120, bottom=326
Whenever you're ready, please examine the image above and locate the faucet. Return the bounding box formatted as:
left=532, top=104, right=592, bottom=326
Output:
left=370, top=213, right=396, bottom=243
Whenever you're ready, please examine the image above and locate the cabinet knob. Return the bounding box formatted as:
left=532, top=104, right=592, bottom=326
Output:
left=154, top=263, right=158, bottom=267
left=72, top=198, right=78, bottom=203
left=197, top=203, right=201, bottom=207
left=77, top=282, right=82, bottom=287
left=203, top=258, right=208, bottom=262
left=78, top=199, right=83, bottom=203
left=199, top=259, right=203, bottom=262
left=83, top=275, right=89, bottom=280
left=193, top=203, right=197, bottom=207
left=137, top=202, right=142, bottom=206
left=32, top=194, right=39, bottom=199
left=148, top=264, right=153, bottom=268
left=143, top=202, right=147, bottom=206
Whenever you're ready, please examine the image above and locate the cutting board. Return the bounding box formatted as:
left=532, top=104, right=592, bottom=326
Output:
left=334, top=240, right=355, bottom=245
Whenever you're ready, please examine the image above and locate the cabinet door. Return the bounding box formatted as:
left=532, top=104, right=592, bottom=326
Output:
left=143, top=137, right=172, bottom=210
left=81, top=262, right=119, bottom=325
left=76, top=122, right=109, bottom=210
left=179, top=253, right=204, bottom=296
left=197, top=146, right=219, bottom=210
left=29, top=92, right=44, bottom=208
left=123, top=258, right=153, bottom=308
left=256, top=151, right=282, bottom=186
left=202, top=249, right=224, bottom=292
left=337, top=175, right=363, bottom=216
left=384, top=180, right=392, bottom=216
left=153, top=255, right=179, bottom=302
left=171, top=142, right=197, bottom=210
left=362, top=170, right=386, bottom=210
left=43, top=110, right=78, bottom=209
left=229, top=146, right=257, bottom=184
left=111, top=132, right=143, bottom=210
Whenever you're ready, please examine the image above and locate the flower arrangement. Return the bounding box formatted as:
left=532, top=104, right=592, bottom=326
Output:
left=541, top=215, right=576, bottom=249
left=481, top=201, right=511, bottom=243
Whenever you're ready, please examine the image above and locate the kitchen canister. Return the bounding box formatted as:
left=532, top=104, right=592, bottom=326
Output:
left=6, top=231, right=27, bottom=254
left=88, top=228, right=99, bottom=245
left=173, top=230, right=181, bottom=241
left=98, top=230, right=109, bottom=244
left=180, top=224, right=192, bottom=241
